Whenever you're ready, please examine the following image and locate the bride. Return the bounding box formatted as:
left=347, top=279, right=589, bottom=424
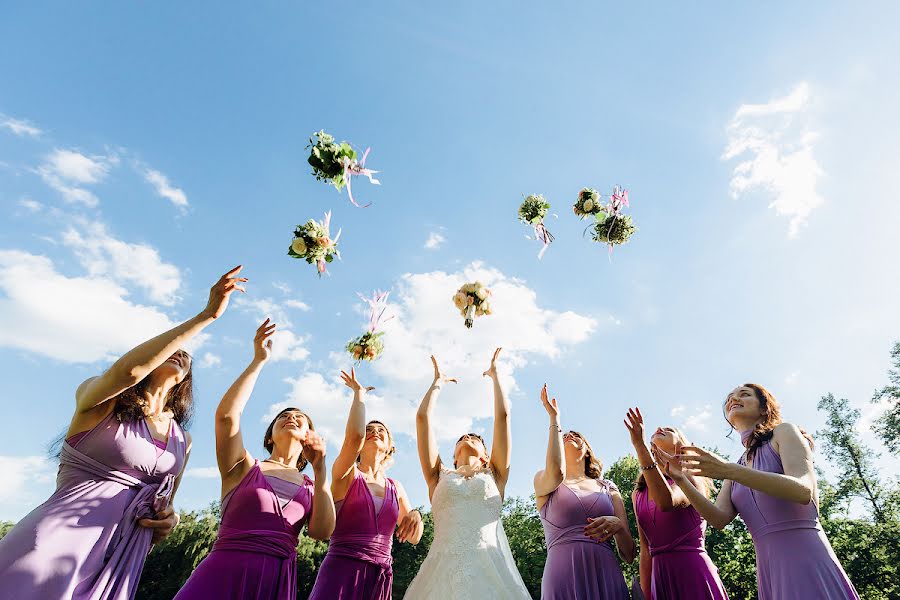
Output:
left=404, top=349, right=531, bottom=599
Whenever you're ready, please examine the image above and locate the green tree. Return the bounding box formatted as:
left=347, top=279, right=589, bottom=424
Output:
left=872, top=341, right=900, bottom=454
left=502, top=495, right=545, bottom=599
left=605, top=455, right=640, bottom=586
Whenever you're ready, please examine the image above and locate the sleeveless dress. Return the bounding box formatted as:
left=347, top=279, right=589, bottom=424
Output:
left=539, top=480, right=630, bottom=599
left=403, top=467, right=530, bottom=599
left=634, top=482, right=728, bottom=599
left=173, top=460, right=314, bottom=600
left=309, top=471, right=399, bottom=600
left=0, top=410, right=187, bottom=600
left=730, top=430, right=859, bottom=599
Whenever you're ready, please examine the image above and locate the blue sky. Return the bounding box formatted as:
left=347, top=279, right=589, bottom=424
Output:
left=1, top=3, right=899, bottom=519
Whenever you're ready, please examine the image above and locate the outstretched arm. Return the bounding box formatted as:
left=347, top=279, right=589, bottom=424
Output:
left=75, top=266, right=246, bottom=414
left=534, top=384, right=564, bottom=506
left=216, top=319, right=275, bottom=495
left=417, top=355, right=457, bottom=499
left=484, top=348, right=512, bottom=493
left=624, top=408, right=689, bottom=511
left=394, top=480, right=424, bottom=545
left=660, top=444, right=737, bottom=529
left=304, top=431, right=336, bottom=540
left=332, top=368, right=375, bottom=501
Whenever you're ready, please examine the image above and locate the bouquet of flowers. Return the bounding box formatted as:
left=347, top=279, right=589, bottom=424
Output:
left=307, top=130, right=380, bottom=207
left=287, top=211, right=341, bottom=276
left=589, top=186, right=636, bottom=250
left=573, top=187, right=603, bottom=218
left=452, top=281, right=492, bottom=329
left=518, top=194, right=554, bottom=259
left=346, top=291, right=392, bottom=362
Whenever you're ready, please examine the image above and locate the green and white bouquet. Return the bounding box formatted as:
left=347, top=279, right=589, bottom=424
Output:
left=347, top=291, right=391, bottom=362
left=589, top=186, right=636, bottom=250
left=453, top=281, right=493, bottom=329
left=287, top=211, right=341, bottom=276
left=573, top=187, right=603, bottom=218
left=518, top=194, right=554, bottom=258
left=307, top=130, right=380, bottom=207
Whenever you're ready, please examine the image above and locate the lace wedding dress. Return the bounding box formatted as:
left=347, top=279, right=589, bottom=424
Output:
left=403, top=467, right=531, bottom=599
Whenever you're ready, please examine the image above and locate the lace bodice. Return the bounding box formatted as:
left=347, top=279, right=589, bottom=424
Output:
left=431, top=467, right=504, bottom=549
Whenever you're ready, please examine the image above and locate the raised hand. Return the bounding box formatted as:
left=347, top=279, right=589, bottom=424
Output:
left=203, top=265, right=248, bottom=320
left=654, top=442, right=686, bottom=481
left=584, top=515, right=623, bottom=543
left=302, top=430, right=328, bottom=472
left=482, top=347, right=502, bottom=379
left=678, top=445, right=731, bottom=479
left=253, top=318, right=277, bottom=364
left=341, top=367, right=375, bottom=393
left=623, top=407, right=646, bottom=447
left=540, top=384, right=560, bottom=419
left=395, top=509, right=423, bottom=544
left=430, top=355, right=458, bottom=386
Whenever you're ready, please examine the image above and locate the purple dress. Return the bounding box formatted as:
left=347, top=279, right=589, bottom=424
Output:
left=634, top=482, right=728, bottom=599
left=0, top=410, right=186, bottom=600
left=539, top=480, right=629, bottom=600
left=731, top=430, right=859, bottom=599
left=309, top=472, right=399, bottom=600
left=173, top=460, right=314, bottom=600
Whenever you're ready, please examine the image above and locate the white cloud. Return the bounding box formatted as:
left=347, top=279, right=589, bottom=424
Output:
left=424, top=231, right=446, bottom=250
left=680, top=405, right=713, bottom=433
left=0, top=116, right=42, bottom=138
left=184, top=466, right=220, bottom=479
left=234, top=297, right=310, bottom=362
left=143, top=168, right=188, bottom=211
left=0, top=455, right=57, bottom=520
left=723, top=82, right=823, bottom=237
left=37, top=149, right=117, bottom=207
left=785, top=371, right=800, bottom=385
left=62, top=219, right=181, bottom=306
left=272, top=281, right=292, bottom=295
left=285, top=299, right=311, bottom=312
left=0, top=250, right=178, bottom=363
left=199, top=352, right=222, bottom=368
left=17, top=198, right=43, bottom=213
left=670, top=405, right=686, bottom=418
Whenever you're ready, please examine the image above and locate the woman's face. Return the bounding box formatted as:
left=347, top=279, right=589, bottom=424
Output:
left=454, top=434, right=487, bottom=466
left=364, top=422, right=392, bottom=454
left=152, top=349, right=192, bottom=385
left=563, top=432, right=587, bottom=463
left=650, top=427, right=678, bottom=455
left=271, top=410, right=310, bottom=448
left=724, top=385, right=764, bottom=427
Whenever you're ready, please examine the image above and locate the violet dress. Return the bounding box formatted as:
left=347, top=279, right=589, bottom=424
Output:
left=730, top=430, right=859, bottom=599
left=0, top=410, right=186, bottom=600
left=173, top=460, right=315, bottom=600
left=634, top=482, right=728, bottom=599
left=539, top=480, right=629, bottom=600
left=308, top=471, right=399, bottom=600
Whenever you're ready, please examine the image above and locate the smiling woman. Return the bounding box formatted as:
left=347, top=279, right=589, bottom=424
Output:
left=0, top=265, right=245, bottom=600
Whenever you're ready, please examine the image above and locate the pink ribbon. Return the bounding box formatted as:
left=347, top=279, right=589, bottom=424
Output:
left=358, top=290, right=393, bottom=333
left=341, top=148, right=381, bottom=208
left=316, top=211, right=342, bottom=276
left=533, top=221, right=554, bottom=260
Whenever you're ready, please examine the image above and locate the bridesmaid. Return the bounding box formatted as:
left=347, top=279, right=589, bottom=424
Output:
left=0, top=265, right=244, bottom=600
left=174, top=319, right=335, bottom=600
left=671, top=383, right=859, bottom=599
left=623, top=408, right=728, bottom=600
left=534, top=385, right=635, bottom=599
left=308, top=368, right=424, bottom=600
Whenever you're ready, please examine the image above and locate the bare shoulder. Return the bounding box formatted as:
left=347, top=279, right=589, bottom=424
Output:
left=75, top=376, right=100, bottom=402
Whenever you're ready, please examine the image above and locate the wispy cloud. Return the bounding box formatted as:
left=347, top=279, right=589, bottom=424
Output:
left=184, top=466, right=220, bottom=479
left=17, top=198, right=43, bottom=213
left=234, top=297, right=310, bottom=362
left=723, top=82, right=823, bottom=237
left=199, top=352, right=222, bottom=368
left=424, top=231, right=446, bottom=250
left=143, top=167, right=188, bottom=212
left=0, top=115, right=42, bottom=138
left=37, top=149, right=117, bottom=207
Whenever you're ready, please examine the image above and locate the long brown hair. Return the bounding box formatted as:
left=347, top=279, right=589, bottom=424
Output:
left=635, top=425, right=711, bottom=498
left=567, top=431, right=603, bottom=480
left=114, top=350, right=195, bottom=427
left=726, top=383, right=813, bottom=462
left=264, top=407, right=315, bottom=472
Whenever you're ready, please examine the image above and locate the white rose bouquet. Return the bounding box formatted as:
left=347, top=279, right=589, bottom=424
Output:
left=573, top=187, right=603, bottom=218
left=287, top=211, right=341, bottom=276
left=453, top=281, right=493, bottom=329
left=307, top=130, right=380, bottom=207
left=518, top=194, right=554, bottom=259
left=346, top=291, right=392, bottom=362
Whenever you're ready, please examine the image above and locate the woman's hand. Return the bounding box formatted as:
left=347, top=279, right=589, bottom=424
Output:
left=396, top=509, right=423, bottom=544
left=540, top=384, right=560, bottom=420
left=482, top=347, right=502, bottom=379
left=623, top=407, right=646, bottom=447
left=252, top=318, right=276, bottom=364
left=202, top=265, right=248, bottom=320
left=341, top=367, right=375, bottom=394
left=654, top=443, right=686, bottom=482
left=302, top=430, right=328, bottom=472
left=138, top=505, right=180, bottom=545
left=430, top=355, right=458, bottom=386
left=584, top=515, right=624, bottom=543
left=678, top=445, right=734, bottom=480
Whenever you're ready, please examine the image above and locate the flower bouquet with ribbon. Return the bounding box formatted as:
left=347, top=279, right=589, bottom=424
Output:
left=307, top=130, right=380, bottom=207
left=590, top=185, right=636, bottom=250
left=573, top=187, right=604, bottom=219
left=452, top=282, right=492, bottom=329
left=287, top=211, right=341, bottom=276
left=518, top=194, right=554, bottom=259
left=346, top=291, right=392, bottom=362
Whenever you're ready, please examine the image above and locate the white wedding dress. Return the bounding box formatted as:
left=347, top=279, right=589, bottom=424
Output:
left=403, top=466, right=531, bottom=599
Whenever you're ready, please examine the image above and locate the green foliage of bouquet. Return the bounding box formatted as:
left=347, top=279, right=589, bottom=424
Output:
left=518, top=194, right=550, bottom=225
left=346, top=331, right=385, bottom=362
left=287, top=211, right=340, bottom=275
left=307, top=130, right=357, bottom=190
left=592, top=212, right=636, bottom=246
left=573, top=187, right=603, bottom=218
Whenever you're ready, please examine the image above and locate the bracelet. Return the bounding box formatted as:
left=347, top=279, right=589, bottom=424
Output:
left=640, top=462, right=658, bottom=471
left=550, top=424, right=562, bottom=433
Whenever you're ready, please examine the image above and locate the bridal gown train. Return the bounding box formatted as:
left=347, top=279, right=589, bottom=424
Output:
left=403, top=467, right=531, bottom=599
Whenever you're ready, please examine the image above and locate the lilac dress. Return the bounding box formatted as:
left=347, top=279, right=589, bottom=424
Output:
left=539, top=480, right=629, bottom=599
left=634, top=482, right=728, bottom=599
left=731, top=430, right=859, bottom=599
left=309, top=472, right=399, bottom=600
left=173, top=460, right=314, bottom=600
left=0, top=410, right=186, bottom=600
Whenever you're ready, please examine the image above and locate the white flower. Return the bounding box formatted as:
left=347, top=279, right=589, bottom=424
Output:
left=583, top=199, right=594, bottom=212
left=475, top=287, right=488, bottom=300
left=291, top=237, right=308, bottom=255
